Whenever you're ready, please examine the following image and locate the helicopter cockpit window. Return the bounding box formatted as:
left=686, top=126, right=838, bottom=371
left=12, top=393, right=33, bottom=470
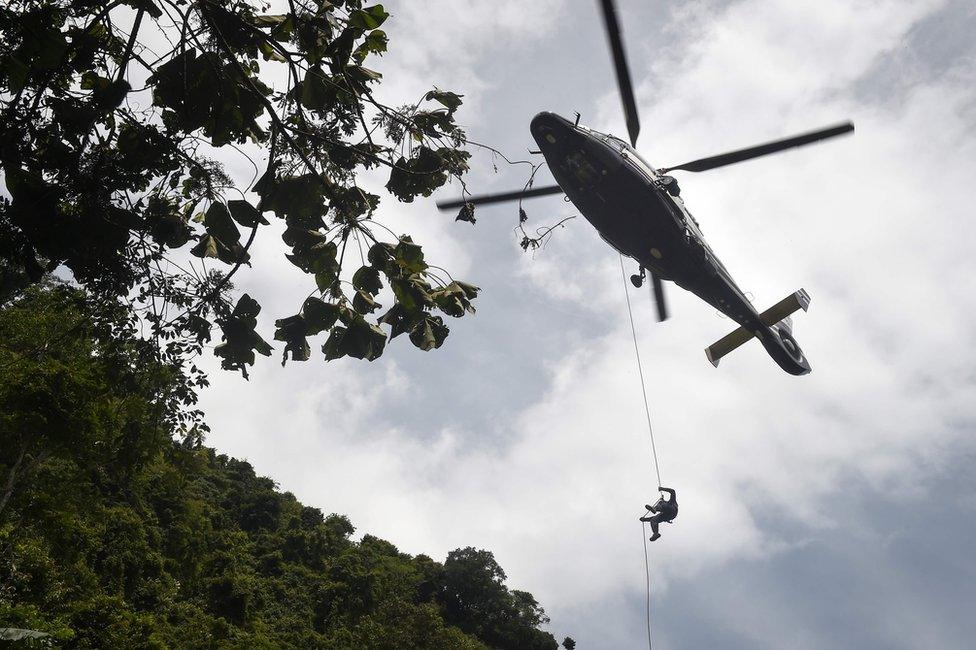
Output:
left=565, top=150, right=601, bottom=186
left=627, top=149, right=657, bottom=180
left=595, top=131, right=658, bottom=176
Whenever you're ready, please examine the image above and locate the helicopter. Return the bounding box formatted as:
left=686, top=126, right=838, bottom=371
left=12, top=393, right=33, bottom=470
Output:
left=436, top=0, right=854, bottom=376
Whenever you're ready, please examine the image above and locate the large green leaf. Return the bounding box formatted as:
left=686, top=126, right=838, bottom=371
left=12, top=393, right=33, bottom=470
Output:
left=432, top=281, right=478, bottom=318
left=393, top=237, right=426, bottom=273
left=386, top=147, right=469, bottom=202
left=232, top=293, right=262, bottom=322
left=379, top=303, right=412, bottom=339
left=348, top=5, right=389, bottom=30
left=228, top=200, right=269, bottom=227
left=215, top=294, right=272, bottom=377
left=325, top=27, right=358, bottom=67
left=274, top=314, right=306, bottom=341
left=2, top=55, right=30, bottom=94
left=352, top=265, right=382, bottom=295
left=205, top=202, right=241, bottom=245
left=409, top=315, right=449, bottom=351
left=298, top=68, right=332, bottom=112
left=146, top=197, right=192, bottom=248
left=302, top=297, right=340, bottom=334
left=367, top=241, right=394, bottom=268
left=282, top=227, right=329, bottom=250
left=354, top=29, right=388, bottom=61
left=149, top=49, right=213, bottom=133
left=353, top=289, right=381, bottom=314
left=345, top=65, right=382, bottom=87
left=424, top=89, right=464, bottom=113
left=321, top=315, right=387, bottom=361
left=190, top=234, right=219, bottom=259
left=456, top=202, right=476, bottom=224
left=307, top=241, right=340, bottom=292
left=390, top=277, right=432, bottom=316
left=274, top=314, right=311, bottom=365
left=257, top=174, right=329, bottom=220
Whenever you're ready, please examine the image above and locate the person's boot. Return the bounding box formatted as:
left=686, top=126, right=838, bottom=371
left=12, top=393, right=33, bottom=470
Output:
left=649, top=533, right=661, bottom=541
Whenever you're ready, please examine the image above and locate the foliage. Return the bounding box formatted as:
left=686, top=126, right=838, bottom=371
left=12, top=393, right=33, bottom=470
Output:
left=0, top=0, right=478, bottom=376
left=441, top=548, right=559, bottom=650
left=0, top=281, right=207, bottom=523
left=0, top=287, right=562, bottom=649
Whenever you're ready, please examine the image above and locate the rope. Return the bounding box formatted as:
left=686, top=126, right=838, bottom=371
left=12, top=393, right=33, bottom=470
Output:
left=641, top=520, right=654, bottom=650
left=620, top=255, right=663, bottom=649
left=618, top=255, right=662, bottom=487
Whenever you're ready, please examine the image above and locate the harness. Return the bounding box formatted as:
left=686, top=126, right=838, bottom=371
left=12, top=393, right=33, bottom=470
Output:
left=651, top=498, right=677, bottom=523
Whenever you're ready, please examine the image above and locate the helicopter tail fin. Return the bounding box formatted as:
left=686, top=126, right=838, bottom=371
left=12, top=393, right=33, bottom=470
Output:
left=705, top=289, right=811, bottom=367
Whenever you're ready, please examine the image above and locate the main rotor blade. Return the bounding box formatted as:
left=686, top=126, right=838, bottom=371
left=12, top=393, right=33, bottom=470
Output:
left=659, top=122, right=855, bottom=173
left=598, top=0, right=640, bottom=147
left=436, top=185, right=564, bottom=210
left=651, top=273, right=668, bottom=321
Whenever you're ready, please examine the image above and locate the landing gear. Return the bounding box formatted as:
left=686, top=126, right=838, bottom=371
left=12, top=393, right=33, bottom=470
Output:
left=630, top=266, right=646, bottom=288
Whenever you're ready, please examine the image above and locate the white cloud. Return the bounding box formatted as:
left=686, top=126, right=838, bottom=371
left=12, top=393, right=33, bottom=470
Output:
left=198, top=0, right=976, bottom=647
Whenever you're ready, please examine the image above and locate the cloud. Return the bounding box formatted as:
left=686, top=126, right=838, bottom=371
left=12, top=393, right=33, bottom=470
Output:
left=197, top=0, right=976, bottom=647
left=371, top=0, right=567, bottom=127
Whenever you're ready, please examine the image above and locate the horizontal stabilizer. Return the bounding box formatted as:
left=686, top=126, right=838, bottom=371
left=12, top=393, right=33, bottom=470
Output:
left=705, top=289, right=811, bottom=367
left=757, top=288, right=811, bottom=327
left=705, top=325, right=755, bottom=367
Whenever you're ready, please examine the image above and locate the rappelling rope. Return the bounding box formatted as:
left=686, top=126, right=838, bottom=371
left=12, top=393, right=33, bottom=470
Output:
left=619, top=253, right=663, bottom=650
left=618, top=255, right=662, bottom=486
left=641, top=519, right=654, bottom=650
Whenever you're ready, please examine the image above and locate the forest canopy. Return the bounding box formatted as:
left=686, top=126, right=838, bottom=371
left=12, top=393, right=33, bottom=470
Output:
left=0, top=285, right=568, bottom=648
left=0, top=0, right=481, bottom=379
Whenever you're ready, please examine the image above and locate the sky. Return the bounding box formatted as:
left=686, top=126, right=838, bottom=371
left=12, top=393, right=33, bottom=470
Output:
left=193, top=1, right=976, bottom=647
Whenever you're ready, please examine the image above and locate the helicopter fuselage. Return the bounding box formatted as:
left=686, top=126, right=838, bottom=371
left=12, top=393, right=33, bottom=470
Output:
left=529, top=112, right=810, bottom=374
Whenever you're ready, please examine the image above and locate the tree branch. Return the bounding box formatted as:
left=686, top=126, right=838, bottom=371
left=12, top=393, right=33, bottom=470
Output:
left=116, top=7, right=146, bottom=83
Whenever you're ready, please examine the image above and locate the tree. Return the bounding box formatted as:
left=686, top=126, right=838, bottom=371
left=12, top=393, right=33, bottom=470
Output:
left=0, top=286, right=569, bottom=646
left=0, top=280, right=201, bottom=521
left=0, top=0, right=479, bottom=377
left=441, top=547, right=558, bottom=650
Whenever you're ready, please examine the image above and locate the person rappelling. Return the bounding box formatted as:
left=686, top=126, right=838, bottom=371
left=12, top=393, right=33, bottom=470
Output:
left=640, top=487, right=678, bottom=541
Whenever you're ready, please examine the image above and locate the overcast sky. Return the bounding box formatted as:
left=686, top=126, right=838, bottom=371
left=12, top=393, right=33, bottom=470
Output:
left=195, top=1, right=976, bottom=647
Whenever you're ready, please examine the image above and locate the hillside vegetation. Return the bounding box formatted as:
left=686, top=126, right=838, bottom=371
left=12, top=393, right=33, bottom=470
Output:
left=0, top=286, right=565, bottom=649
